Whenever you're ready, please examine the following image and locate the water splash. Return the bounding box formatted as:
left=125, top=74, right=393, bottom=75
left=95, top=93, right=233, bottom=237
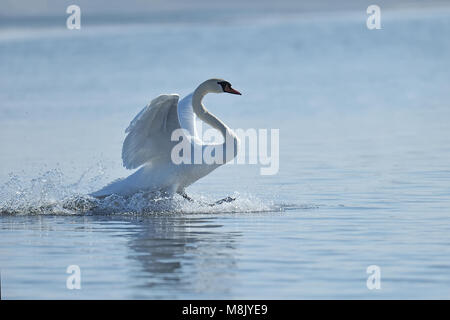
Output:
left=0, top=168, right=284, bottom=215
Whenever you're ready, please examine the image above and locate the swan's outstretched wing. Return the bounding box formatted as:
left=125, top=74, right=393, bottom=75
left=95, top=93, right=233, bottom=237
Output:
left=122, top=94, right=180, bottom=169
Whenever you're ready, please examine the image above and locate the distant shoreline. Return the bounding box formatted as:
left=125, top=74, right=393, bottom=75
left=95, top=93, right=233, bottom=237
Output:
left=1, top=1, right=450, bottom=29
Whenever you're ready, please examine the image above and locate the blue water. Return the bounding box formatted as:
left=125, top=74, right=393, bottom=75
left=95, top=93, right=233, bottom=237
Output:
left=1, top=7, right=450, bottom=299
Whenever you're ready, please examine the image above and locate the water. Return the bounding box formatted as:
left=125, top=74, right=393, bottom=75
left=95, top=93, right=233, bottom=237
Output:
left=1, top=7, right=450, bottom=299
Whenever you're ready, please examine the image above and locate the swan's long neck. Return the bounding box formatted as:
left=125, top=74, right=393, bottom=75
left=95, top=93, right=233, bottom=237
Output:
left=192, top=82, right=238, bottom=160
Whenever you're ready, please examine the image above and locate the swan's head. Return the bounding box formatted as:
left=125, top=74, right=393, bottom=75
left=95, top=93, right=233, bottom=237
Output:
left=205, top=78, right=242, bottom=95
left=217, top=80, right=241, bottom=95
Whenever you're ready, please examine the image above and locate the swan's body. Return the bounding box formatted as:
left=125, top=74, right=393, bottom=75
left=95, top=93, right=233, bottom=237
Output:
left=90, top=79, right=241, bottom=199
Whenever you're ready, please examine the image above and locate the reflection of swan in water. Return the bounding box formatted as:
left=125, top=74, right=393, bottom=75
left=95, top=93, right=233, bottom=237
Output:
left=91, top=79, right=241, bottom=205
left=110, top=215, right=241, bottom=297
left=0, top=214, right=241, bottom=299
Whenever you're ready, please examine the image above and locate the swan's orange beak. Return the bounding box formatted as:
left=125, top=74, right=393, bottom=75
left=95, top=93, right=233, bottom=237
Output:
left=225, top=87, right=242, bottom=95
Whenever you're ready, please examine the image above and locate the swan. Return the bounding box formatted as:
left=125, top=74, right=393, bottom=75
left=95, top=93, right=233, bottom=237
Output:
left=90, top=79, right=242, bottom=203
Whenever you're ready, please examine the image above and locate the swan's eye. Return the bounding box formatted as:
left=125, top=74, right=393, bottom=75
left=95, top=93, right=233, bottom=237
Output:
left=218, top=81, right=227, bottom=91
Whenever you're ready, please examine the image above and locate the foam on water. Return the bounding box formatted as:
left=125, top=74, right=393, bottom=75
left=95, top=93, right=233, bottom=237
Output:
left=0, top=168, right=285, bottom=215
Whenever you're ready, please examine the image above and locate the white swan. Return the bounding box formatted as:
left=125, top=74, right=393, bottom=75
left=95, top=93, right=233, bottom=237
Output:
left=90, top=79, right=241, bottom=201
